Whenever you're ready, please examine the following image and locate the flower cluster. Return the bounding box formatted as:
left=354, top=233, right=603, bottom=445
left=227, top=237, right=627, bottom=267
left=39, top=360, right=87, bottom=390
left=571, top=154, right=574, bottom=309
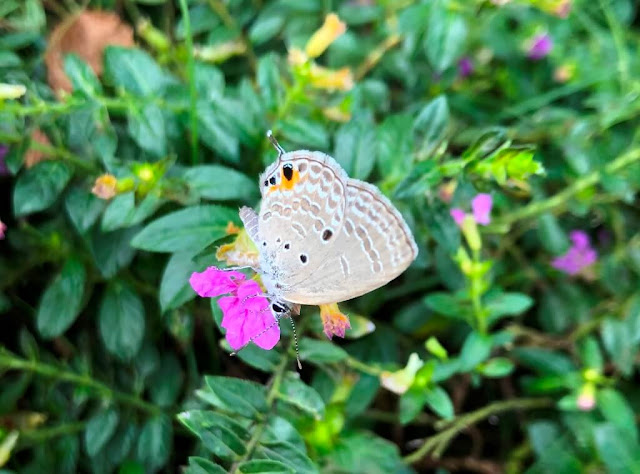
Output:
left=189, top=267, right=280, bottom=351
left=451, top=193, right=493, bottom=227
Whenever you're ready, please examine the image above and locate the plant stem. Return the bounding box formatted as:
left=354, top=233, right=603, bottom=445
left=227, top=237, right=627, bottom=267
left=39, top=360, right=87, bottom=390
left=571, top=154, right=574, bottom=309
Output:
left=491, top=147, right=640, bottom=229
left=599, top=0, right=630, bottom=90
left=0, top=350, right=163, bottom=415
left=403, top=397, right=553, bottom=464
left=355, top=33, right=401, bottom=81
left=345, top=356, right=383, bottom=376
left=178, top=0, right=199, bottom=165
left=470, top=249, right=486, bottom=334
left=229, top=347, right=290, bottom=472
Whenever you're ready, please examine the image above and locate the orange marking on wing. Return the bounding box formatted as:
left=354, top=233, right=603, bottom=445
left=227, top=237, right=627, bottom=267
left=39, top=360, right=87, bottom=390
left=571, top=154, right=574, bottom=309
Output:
left=267, top=168, right=303, bottom=194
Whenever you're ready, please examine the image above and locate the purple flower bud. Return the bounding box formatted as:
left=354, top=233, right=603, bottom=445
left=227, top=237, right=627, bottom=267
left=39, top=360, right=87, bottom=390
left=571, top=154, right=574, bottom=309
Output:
left=458, top=57, right=474, bottom=78
left=528, top=34, right=553, bottom=60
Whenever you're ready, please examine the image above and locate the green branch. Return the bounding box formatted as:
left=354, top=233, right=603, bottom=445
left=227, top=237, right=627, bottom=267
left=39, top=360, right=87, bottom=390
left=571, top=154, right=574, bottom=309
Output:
left=491, top=147, right=640, bottom=229
left=0, top=350, right=164, bottom=415
left=178, top=0, right=199, bottom=165
left=403, top=397, right=553, bottom=464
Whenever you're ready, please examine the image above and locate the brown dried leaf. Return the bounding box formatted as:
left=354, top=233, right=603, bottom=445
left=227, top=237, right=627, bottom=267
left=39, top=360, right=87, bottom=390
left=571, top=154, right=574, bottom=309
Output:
left=45, top=10, right=134, bottom=94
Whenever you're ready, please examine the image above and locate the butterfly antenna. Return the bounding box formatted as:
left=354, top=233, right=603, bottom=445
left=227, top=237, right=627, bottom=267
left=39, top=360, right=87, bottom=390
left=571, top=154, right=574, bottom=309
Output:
left=289, top=316, right=302, bottom=370
left=266, top=130, right=286, bottom=157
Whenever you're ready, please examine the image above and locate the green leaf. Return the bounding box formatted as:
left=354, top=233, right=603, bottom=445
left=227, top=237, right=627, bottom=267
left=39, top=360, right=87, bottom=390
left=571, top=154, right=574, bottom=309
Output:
left=128, top=104, right=167, bottom=157
left=36, top=257, right=86, bottom=338
left=159, top=252, right=199, bottom=313
left=594, top=423, right=640, bottom=474
left=137, top=415, right=172, bottom=471
left=399, top=386, right=428, bottom=424
left=249, top=10, right=285, bottom=45
left=334, top=113, right=377, bottom=180
left=64, top=54, right=102, bottom=97
left=256, top=441, right=317, bottom=474
left=148, top=354, right=184, bottom=407
left=131, top=205, right=239, bottom=253
left=179, top=410, right=249, bottom=441
left=185, top=457, right=227, bottom=474
left=394, top=160, right=442, bottom=199
left=376, top=114, right=414, bottom=178
left=458, top=331, right=492, bottom=371
left=537, top=213, right=569, bottom=255
left=414, top=95, right=449, bottom=158
left=85, top=409, right=119, bottom=457
left=199, top=376, right=268, bottom=419
left=101, top=192, right=135, bottom=231
left=13, top=161, right=72, bottom=216
left=239, top=460, right=294, bottom=474
left=196, top=102, right=239, bottom=162
left=104, top=46, right=172, bottom=96
left=425, top=337, right=448, bottom=360
left=89, top=227, right=138, bottom=278
left=65, top=187, right=106, bottom=233
left=345, top=374, right=380, bottom=418
left=299, top=338, right=348, bottom=363
left=279, top=117, right=329, bottom=150
left=424, top=385, right=454, bottom=419
left=597, top=388, right=638, bottom=443
left=331, top=431, right=404, bottom=474
left=278, top=372, right=325, bottom=419
left=184, top=165, right=258, bottom=201
left=424, top=292, right=467, bottom=320
left=485, top=292, right=534, bottom=326
left=478, top=357, right=514, bottom=378
left=514, top=347, right=576, bottom=375
left=577, top=336, right=603, bottom=372
left=424, top=0, right=467, bottom=72
left=257, top=53, right=284, bottom=111
left=601, top=317, right=636, bottom=377
left=99, top=281, right=145, bottom=360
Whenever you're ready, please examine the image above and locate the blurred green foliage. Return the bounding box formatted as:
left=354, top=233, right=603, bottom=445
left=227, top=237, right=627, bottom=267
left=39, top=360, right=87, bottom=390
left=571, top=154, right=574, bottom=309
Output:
left=1, top=0, right=640, bottom=473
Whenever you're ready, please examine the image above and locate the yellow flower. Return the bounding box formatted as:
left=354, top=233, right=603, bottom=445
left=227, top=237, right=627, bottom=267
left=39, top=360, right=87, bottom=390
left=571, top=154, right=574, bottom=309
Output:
left=309, top=64, right=354, bottom=91
left=91, top=174, right=118, bottom=200
left=319, top=303, right=351, bottom=339
left=287, top=47, right=308, bottom=67
left=216, top=227, right=259, bottom=268
left=380, top=353, right=424, bottom=395
left=322, top=105, right=352, bottom=122
left=305, top=13, right=346, bottom=58
left=0, top=83, right=26, bottom=100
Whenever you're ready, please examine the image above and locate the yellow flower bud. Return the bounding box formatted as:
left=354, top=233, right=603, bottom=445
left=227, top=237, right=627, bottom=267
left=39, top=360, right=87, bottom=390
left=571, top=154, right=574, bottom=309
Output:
left=305, top=13, right=346, bottom=58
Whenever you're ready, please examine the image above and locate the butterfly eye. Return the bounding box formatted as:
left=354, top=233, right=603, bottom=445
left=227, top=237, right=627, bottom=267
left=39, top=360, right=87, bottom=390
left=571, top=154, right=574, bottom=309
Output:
left=282, top=163, right=294, bottom=181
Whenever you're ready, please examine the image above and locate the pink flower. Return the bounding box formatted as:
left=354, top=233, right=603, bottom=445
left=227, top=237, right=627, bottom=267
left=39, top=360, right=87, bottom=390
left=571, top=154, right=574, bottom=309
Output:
left=189, top=267, right=280, bottom=350
left=576, top=384, right=596, bottom=411
left=551, top=231, right=597, bottom=276
left=450, top=208, right=466, bottom=226
left=471, top=194, right=492, bottom=225
left=450, top=193, right=493, bottom=226
left=0, top=145, right=9, bottom=176
left=528, top=34, right=553, bottom=60
left=0, top=219, right=6, bottom=240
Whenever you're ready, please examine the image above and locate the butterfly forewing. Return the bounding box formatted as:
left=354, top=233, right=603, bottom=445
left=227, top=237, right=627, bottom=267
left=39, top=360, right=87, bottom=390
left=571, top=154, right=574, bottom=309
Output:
left=256, top=151, right=349, bottom=292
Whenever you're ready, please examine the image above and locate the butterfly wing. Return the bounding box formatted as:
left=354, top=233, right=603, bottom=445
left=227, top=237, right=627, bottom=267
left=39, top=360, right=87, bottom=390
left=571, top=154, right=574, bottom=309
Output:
left=256, top=151, right=349, bottom=294
left=278, top=179, right=418, bottom=305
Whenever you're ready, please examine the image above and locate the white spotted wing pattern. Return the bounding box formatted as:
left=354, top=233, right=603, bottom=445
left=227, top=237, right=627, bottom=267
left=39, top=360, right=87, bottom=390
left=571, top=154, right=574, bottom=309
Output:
left=240, top=148, right=418, bottom=306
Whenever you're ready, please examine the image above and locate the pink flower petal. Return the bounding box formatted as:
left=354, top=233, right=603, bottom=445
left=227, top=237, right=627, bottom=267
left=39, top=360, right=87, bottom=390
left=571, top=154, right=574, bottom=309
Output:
left=189, top=266, right=245, bottom=297
left=471, top=193, right=493, bottom=225
left=569, top=230, right=590, bottom=249
left=450, top=208, right=466, bottom=226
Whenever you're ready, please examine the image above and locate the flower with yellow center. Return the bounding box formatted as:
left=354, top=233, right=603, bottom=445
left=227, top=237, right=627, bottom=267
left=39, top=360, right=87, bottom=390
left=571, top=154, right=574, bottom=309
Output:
left=305, top=13, right=347, bottom=58
left=91, top=174, right=118, bottom=200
